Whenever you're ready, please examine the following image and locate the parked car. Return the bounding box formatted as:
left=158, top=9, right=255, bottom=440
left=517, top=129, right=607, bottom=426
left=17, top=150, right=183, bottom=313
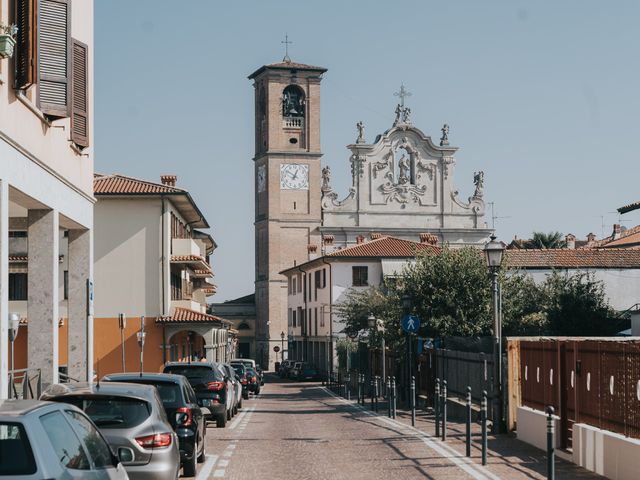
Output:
left=220, top=363, right=242, bottom=414
left=245, top=368, right=261, bottom=395
left=278, top=360, right=293, bottom=378
left=255, top=365, right=265, bottom=386
left=102, top=372, right=206, bottom=477
left=288, top=361, right=304, bottom=379
left=232, top=363, right=250, bottom=399
left=230, top=358, right=256, bottom=371
left=296, top=366, right=320, bottom=382
left=0, top=399, right=129, bottom=479
left=163, top=362, right=233, bottom=428
left=41, top=382, right=180, bottom=480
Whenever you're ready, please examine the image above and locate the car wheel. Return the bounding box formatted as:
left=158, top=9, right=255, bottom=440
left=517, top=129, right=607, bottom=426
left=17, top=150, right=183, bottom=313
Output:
left=233, top=404, right=238, bottom=415
left=238, top=398, right=243, bottom=409
left=197, top=433, right=206, bottom=463
left=183, top=440, right=197, bottom=476
left=242, top=392, right=249, bottom=400
left=256, top=387, right=261, bottom=395
left=217, top=413, right=227, bottom=428
left=227, top=408, right=232, bottom=420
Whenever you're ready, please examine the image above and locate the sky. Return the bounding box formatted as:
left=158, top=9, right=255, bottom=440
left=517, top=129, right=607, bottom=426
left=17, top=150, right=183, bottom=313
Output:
left=95, top=0, right=640, bottom=302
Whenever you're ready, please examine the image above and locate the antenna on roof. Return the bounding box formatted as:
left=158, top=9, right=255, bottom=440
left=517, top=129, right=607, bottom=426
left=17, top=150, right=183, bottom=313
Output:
left=488, top=202, right=511, bottom=230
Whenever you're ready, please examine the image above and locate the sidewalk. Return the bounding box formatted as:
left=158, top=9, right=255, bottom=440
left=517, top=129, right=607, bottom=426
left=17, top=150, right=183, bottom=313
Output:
left=342, top=391, right=605, bottom=479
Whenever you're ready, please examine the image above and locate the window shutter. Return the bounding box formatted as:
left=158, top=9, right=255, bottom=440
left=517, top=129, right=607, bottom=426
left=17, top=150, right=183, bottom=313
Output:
left=14, top=0, right=36, bottom=89
left=71, top=39, right=89, bottom=147
left=37, top=0, right=71, bottom=118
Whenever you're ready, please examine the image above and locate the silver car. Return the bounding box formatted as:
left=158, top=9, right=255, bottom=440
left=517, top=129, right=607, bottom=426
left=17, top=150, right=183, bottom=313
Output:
left=41, top=382, right=180, bottom=480
left=0, top=399, right=129, bottom=479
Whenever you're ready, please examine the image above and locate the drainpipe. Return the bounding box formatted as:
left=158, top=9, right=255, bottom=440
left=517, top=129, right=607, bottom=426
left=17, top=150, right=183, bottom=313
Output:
left=296, top=264, right=307, bottom=362
left=321, top=257, right=333, bottom=377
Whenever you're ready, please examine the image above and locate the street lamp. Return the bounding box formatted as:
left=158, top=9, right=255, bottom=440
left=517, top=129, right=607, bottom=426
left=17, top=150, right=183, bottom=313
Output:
left=8, top=313, right=20, bottom=380
left=368, top=314, right=385, bottom=385
left=136, top=316, right=146, bottom=375
left=402, top=294, right=413, bottom=401
left=484, top=234, right=505, bottom=433
left=280, top=331, right=286, bottom=361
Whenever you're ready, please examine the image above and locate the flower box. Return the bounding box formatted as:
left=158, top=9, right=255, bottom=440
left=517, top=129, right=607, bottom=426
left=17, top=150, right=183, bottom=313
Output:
left=0, top=34, right=16, bottom=59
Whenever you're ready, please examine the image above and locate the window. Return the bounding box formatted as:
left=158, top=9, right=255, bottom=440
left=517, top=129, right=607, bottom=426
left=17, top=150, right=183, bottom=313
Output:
left=297, top=274, right=302, bottom=293
left=314, top=270, right=321, bottom=300
left=314, top=308, right=318, bottom=336
left=288, top=308, right=292, bottom=327
left=292, top=309, right=297, bottom=328
left=9, top=273, right=27, bottom=301
left=352, top=266, right=369, bottom=287
left=65, top=410, right=112, bottom=469
left=303, top=275, right=307, bottom=301
left=170, top=273, right=182, bottom=300
left=61, top=396, right=151, bottom=430
left=40, top=410, right=90, bottom=470
left=282, top=85, right=305, bottom=118
left=63, top=270, right=69, bottom=300
left=0, top=423, right=36, bottom=475
left=323, top=268, right=326, bottom=288
left=292, top=277, right=297, bottom=294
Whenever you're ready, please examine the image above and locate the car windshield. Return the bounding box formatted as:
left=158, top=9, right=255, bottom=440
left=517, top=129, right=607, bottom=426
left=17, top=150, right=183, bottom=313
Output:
left=58, top=396, right=151, bottom=429
left=164, top=365, right=223, bottom=383
left=232, top=365, right=245, bottom=376
left=108, top=379, right=183, bottom=408
left=0, top=422, right=36, bottom=475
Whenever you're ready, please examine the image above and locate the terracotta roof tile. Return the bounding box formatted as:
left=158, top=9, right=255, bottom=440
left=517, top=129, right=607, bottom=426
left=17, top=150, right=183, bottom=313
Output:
left=94, top=174, right=185, bottom=195
left=327, top=237, right=440, bottom=258
left=506, top=249, right=640, bottom=268
left=618, top=200, right=640, bottom=214
left=602, top=231, right=640, bottom=248
left=9, top=255, right=28, bottom=262
left=157, top=307, right=222, bottom=323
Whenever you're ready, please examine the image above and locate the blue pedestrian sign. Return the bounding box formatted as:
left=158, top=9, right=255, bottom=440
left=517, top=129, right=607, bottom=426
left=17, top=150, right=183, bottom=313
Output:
left=402, top=314, right=420, bottom=334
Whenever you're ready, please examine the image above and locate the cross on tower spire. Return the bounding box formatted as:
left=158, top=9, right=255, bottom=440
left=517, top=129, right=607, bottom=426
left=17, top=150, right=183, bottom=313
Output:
left=394, top=83, right=412, bottom=107
left=281, top=34, right=293, bottom=63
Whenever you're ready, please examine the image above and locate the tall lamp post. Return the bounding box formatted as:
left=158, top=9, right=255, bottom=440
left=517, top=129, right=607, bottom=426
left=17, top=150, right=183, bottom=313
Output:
left=484, top=234, right=505, bottom=434
left=136, top=316, right=146, bottom=375
left=402, top=294, right=413, bottom=400
left=8, top=313, right=21, bottom=380
left=368, top=314, right=385, bottom=384
left=280, top=331, right=286, bottom=361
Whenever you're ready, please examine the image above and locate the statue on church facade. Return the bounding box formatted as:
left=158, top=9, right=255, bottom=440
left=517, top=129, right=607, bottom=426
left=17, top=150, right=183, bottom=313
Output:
left=440, top=124, right=450, bottom=146
left=473, top=171, right=484, bottom=198
left=321, top=166, right=332, bottom=193
left=356, top=121, right=365, bottom=144
left=398, top=154, right=410, bottom=184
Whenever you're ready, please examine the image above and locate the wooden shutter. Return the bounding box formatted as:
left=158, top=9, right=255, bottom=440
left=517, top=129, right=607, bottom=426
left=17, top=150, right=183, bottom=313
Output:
left=14, top=0, right=36, bottom=89
left=71, top=39, right=89, bottom=147
left=37, top=0, right=71, bottom=118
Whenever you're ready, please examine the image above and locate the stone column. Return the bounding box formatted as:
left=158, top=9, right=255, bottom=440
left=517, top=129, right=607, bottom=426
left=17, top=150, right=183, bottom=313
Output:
left=67, top=228, right=92, bottom=381
left=0, top=180, right=9, bottom=398
left=27, top=209, right=59, bottom=387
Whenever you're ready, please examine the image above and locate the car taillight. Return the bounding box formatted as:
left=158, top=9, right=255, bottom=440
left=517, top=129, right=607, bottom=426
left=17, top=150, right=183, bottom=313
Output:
left=176, top=407, right=193, bottom=426
left=135, top=433, right=172, bottom=448
left=208, top=381, right=225, bottom=390
left=241, top=375, right=248, bottom=385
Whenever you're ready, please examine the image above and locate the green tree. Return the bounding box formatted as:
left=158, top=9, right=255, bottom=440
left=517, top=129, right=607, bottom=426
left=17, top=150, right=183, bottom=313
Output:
left=526, top=231, right=566, bottom=249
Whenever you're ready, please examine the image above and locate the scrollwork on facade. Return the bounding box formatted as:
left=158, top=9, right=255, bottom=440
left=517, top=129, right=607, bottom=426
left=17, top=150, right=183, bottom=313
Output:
left=321, top=188, right=356, bottom=210
left=442, top=156, right=455, bottom=179
left=379, top=182, right=427, bottom=206
left=349, top=154, right=365, bottom=184
left=416, top=160, right=435, bottom=181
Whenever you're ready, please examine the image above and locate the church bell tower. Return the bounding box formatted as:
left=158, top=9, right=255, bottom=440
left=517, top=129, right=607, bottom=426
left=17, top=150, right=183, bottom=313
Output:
left=248, top=58, right=326, bottom=369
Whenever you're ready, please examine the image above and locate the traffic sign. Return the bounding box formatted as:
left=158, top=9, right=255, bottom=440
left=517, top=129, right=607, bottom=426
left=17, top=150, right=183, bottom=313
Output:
left=273, top=346, right=280, bottom=353
left=402, top=314, right=420, bottom=334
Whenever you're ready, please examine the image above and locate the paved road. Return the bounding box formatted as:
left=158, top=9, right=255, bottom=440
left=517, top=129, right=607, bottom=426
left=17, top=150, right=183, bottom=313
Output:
left=191, top=378, right=517, bottom=480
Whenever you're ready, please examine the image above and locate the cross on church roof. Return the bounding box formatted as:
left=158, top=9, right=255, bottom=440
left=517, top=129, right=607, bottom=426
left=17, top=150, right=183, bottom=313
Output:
left=394, top=83, right=412, bottom=107
left=281, top=34, right=292, bottom=63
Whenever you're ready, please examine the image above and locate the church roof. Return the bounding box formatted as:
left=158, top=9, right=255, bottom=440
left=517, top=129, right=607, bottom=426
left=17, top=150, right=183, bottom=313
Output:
left=248, top=60, right=327, bottom=79
left=506, top=249, right=640, bottom=269
left=327, top=236, right=440, bottom=258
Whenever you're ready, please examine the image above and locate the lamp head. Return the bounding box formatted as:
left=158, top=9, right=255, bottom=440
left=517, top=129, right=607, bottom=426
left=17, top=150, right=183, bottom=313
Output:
left=280, top=331, right=285, bottom=339
left=367, top=314, right=375, bottom=328
left=8, top=312, right=20, bottom=342
left=484, top=234, right=505, bottom=269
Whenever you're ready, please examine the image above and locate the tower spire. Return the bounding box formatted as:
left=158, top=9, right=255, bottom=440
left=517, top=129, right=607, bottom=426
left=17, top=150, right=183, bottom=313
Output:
left=281, top=34, right=293, bottom=63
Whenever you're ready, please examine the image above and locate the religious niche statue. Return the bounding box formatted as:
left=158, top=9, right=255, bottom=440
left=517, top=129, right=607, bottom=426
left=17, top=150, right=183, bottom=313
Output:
left=473, top=171, right=484, bottom=198
left=398, top=154, right=410, bottom=184
left=440, top=124, right=450, bottom=146
left=321, top=166, right=332, bottom=193
left=356, top=121, right=365, bottom=144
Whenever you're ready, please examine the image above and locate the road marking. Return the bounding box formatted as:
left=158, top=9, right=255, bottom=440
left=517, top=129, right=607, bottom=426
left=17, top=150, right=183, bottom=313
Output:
left=218, top=459, right=229, bottom=467
left=323, top=387, right=500, bottom=480
left=195, top=454, right=218, bottom=480
left=212, top=469, right=225, bottom=477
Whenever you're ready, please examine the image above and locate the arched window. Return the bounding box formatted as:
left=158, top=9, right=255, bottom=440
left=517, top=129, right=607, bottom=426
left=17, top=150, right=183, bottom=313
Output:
left=238, top=322, right=251, bottom=330
left=282, top=85, right=305, bottom=118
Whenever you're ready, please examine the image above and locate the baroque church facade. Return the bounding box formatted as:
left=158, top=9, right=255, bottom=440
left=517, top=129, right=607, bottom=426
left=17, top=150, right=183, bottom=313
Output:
left=248, top=58, right=492, bottom=370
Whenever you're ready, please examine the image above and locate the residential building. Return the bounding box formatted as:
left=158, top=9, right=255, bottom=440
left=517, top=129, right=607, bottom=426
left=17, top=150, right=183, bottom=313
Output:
left=2, top=0, right=94, bottom=396
left=209, top=294, right=256, bottom=359
left=280, top=236, right=440, bottom=372
left=93, top=174, right=231, bottom=375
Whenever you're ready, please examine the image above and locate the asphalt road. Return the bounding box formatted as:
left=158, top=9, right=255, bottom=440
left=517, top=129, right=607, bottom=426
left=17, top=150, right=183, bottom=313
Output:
left=188, top=377, right=519, bottom=480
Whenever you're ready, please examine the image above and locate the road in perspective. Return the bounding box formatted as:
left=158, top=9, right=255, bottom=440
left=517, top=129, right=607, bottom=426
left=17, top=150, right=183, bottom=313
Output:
left=189, top=376, right=603, bottom=480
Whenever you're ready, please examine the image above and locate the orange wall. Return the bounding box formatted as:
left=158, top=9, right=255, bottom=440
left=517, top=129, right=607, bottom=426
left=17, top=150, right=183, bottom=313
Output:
left=9, top=322, right=68, bottom=371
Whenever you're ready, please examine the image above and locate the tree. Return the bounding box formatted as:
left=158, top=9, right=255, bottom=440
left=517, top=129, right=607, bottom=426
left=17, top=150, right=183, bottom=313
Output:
left=525, top=231, right=566, bottom=249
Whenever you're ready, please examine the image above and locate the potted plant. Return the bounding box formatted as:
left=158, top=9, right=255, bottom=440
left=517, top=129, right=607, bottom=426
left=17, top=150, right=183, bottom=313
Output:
left=0, top=24, right=18, bottom=59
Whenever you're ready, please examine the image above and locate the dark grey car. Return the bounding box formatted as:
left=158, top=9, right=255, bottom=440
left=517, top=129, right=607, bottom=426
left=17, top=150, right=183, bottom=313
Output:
left=41, top=382, right=180, bottom=480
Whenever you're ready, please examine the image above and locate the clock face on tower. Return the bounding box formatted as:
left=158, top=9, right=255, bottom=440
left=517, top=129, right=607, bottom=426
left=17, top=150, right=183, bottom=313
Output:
left=280, top=164, right=309, bottom=190
left=257, top=165, right=266, bottom=193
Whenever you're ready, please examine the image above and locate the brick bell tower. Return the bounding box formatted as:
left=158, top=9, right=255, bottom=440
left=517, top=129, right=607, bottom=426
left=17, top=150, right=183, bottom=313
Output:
left=248, top=57, right=326, bottom=370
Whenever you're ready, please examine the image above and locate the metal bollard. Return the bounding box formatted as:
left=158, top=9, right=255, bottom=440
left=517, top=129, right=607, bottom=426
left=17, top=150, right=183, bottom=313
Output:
left=481, top=390, right=488, bottom=466
left=442, top=380, right=447, bottom=441
left=370, top=377, right=375, bottom=410
left=435, top=378, right=440, bottom=437
left=387, top=377, right=392, bottom=417
left=391, top=376, right=397, bottom=419
left=466, top=386, right=472, bottom=457
left=346, top=374, right=351, bottom=401
left=410, top=375, right=416, bottom=427
left=361, top=374, right=365, bottom=404
left=547, top=406, right=555, bottom=480
left=374, top=376, right=380, bottom=412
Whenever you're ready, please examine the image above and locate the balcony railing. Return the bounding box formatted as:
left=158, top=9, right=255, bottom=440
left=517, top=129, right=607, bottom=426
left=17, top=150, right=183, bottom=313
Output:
left=283, top=116, right=304, bottom=129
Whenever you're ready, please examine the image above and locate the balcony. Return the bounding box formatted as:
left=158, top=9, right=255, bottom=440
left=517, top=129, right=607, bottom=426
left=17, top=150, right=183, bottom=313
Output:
left=172, top=237, right=205, bottom=257
left=283, top=117, right=304, bottom=129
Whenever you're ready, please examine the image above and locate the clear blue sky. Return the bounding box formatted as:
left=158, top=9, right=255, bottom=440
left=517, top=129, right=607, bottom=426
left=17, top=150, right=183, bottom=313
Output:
left=95, top=0, right=640, bottom=302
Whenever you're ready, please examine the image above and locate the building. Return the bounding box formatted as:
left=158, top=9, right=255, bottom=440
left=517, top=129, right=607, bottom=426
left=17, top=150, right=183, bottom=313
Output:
left=280, top=236, right=439, bottom=372
left=209, top=294, right=256, bottom=359
left=2, top=0, right=94, bottom=396
left=248, top=56, right=491, bottom=370
left=93, top=174, right=231, bottom=375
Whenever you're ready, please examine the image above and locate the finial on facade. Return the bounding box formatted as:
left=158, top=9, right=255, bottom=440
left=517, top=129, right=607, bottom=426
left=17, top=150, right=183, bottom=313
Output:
left=321, top=166, right=332, bottom=193
left=440, top=124, right=450, bottom=146
left=394, top=83, right=412, bottom=107
left=392, top=84, right=413, bottom=127
left=281, top=34, right=292, bottom=63
left=356, top=121, right=365, bottom=144
left=473, top=171, right=484, bottom=198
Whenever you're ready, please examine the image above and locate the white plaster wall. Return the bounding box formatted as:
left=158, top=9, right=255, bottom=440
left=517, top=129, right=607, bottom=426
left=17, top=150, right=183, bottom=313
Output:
left=573, top=423, right=640, bottom=480
left=94, top=198, right=161, bottom=317
left=332, top=261, right=382, bottom=336
left=515, top=406, right=560, bottom=451
left=524, top=269, right=640, bottom=311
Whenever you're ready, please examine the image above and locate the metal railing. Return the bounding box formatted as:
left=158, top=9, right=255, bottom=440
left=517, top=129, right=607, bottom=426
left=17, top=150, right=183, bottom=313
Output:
left=8, top=368, right=41, bottom=400
left=283, top=117, right=303, bottom=128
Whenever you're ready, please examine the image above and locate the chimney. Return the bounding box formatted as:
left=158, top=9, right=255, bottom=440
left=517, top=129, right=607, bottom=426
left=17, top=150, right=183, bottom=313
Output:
left=307, top=244, right=318, bottom=260
left=612, top=224, right=621, bottom=240
left=565, top=233, right=576, bottom=249
left=586, top=232, right=596, bottom=243
left=356, top=235, right=365, bottom=244
left=160, top=175, right=177, bottom=187
left=322, top=235, right=335, bottom=246
left=420, top=233, right=439, bottom=245
left=370, top=232, right=382, bottom=240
